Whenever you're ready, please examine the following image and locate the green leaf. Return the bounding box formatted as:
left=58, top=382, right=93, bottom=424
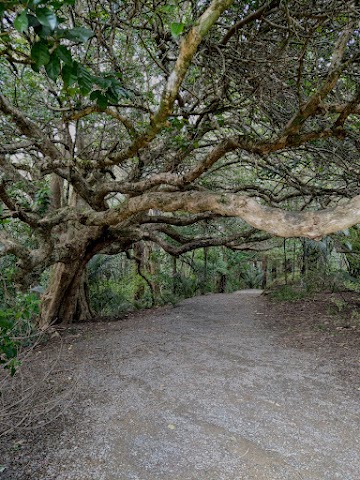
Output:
left=105, top=86, right=118, bottom=104
left=27, top=14, right=41, bottom=28
left=49, top=0, right=65, bottom=9
left=0, top=317, right=13, bottom=330
left=36, top=7, right=58, bottom=30
left=37, top=25, right=52, bottom=38
left=63, top=27, right=94, bottom=42
left=118, top=86, right=131, bottom=99
left=170, top=22, right=184, bottom=37
left=77, top=64, right=93, bottom=94
left=14, top=10, right=29, bottom=33
left=90, top=90, right=108, bottom=109
left=31, top=41, right=50, bottom=67
left=3, top=345, right=17, bottom=359
left=62, top=62, right=77, bottom=87
left=45, top=54, right=61, bottom=80
left=93, top=76, right=112, bottom=89
left=1, top=33, right=10, bottom=42
left=29, top=0, right=45, bottom=7
left=55, top=45, right=72, bottom=65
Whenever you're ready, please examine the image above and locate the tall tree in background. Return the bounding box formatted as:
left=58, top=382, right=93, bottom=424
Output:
left=0, top=0, right=360, bottom=325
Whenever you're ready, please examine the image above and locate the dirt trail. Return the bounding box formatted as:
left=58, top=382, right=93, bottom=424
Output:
left=2, top=291, right=360, bottom=479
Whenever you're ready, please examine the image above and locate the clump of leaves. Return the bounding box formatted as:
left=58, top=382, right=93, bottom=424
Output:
left=1, top=0, right=131, bottom=107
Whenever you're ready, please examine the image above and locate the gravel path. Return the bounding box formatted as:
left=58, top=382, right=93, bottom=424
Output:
left=3, top=291, right=360, bottom=479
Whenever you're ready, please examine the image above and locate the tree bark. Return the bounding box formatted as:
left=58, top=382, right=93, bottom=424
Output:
left=218, top=273, right=227, bottom=293
left=261, top=256, right=268, bottom=289
left=172, top=256, right=178, bottom=295
left=201, top=247, right=208, bottom=295
left=39, top=261, right=93, bottom=328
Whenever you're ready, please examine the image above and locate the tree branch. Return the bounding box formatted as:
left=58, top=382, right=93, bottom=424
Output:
left=99, top=0, right=234, bottom=168
left=82, top=191, right=360, bottom=240
left=221, top=0, right=280, bottom=45
left=0, top=95, right=60, bottom=161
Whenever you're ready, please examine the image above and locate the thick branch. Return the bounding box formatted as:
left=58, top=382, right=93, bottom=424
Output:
left=0, top=231, right=32, bottom=266
left=83, top=191, right=360, bottom=240
left=0, top=182, right=39, bottom=227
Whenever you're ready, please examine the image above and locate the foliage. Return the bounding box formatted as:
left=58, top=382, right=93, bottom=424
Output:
left=0, top=292, right=40, bottom=375
left=0, top=1, right=360, bottom=325
left=89, top=279, right=134, bottom=315
left=268, top=285, right=306, bottom=302
left=86, top=247, right=258, bottom=316
left=240, top=264, right=263, bottom=289
left=0, top=0, right=130, bottom=106
left=265, top=234, right=356, bottom=300
left=339, top=227, right=360, bottom=277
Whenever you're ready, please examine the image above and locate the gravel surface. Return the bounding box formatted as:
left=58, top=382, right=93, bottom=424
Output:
left=1, top=290, right=360, bottom=479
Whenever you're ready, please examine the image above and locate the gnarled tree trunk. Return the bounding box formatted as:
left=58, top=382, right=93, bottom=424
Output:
left=39, top=261, right=93, bottom=328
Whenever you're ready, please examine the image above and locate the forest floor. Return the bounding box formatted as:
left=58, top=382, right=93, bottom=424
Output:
left=1, top=290, right=360, bottom=480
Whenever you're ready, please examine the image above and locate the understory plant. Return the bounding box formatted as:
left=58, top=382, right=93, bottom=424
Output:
left=0, top=292, right=40, bottom=375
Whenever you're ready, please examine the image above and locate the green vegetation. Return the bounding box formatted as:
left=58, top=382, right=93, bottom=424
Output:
left=2, top=223, right=360, bottom=375
left=0, top=292, right=39, bottom=375
left=87, top=247, right=257, bottom=316
left=1, top=0, right=360, bottom=372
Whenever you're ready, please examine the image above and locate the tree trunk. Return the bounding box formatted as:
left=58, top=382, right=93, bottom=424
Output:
left=218, top=273, right=227, bottom=293
left=146, top=243, right=159, bottom=299
left=39, top=261, right=93, bottom=328
left=133, top=243, right=145, bottom=301
left=172, top=256, right=177, bottom=295
left=283, top=239, right=288, bottom=285
left=261, top=256, right=268, bottom=289
left=201, top=247, right=208, bottom=295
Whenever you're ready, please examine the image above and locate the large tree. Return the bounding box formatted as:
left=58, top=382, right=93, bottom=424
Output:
left=0, top=0, right=360, bottom=325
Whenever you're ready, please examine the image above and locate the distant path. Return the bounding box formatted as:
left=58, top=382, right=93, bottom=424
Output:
left=8, top=291, right=360, bottom=479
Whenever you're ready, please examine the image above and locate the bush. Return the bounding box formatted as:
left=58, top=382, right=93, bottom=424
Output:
left=240, top=265, right=263, bottom=289
left=89, top=279, right=134, bottom=316
left=269, top=285, right=306, bottom=302
left=0, top=292, right=40, bottom=375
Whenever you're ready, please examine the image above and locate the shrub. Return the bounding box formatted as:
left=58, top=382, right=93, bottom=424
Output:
left=240, top=265, right=263, bottom=289
left=269, top=285, right=306, bottom=302
left=0, top=292, right=40, bottom=375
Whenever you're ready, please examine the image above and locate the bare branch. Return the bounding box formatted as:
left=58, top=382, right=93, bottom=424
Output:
left=0, top=95, right=60, bottom=161
left=221, top=0, right=281, bottom=45
left=82, top=191, right=360, bottom=240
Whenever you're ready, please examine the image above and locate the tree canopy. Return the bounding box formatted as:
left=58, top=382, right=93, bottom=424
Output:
left=0, top=0, right=360, bottom=324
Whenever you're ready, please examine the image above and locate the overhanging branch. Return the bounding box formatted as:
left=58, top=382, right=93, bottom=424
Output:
left=82, top=191, right=360, bottom=240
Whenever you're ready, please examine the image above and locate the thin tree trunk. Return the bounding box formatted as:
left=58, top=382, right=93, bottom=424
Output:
left=283, top=239, right=288, bottom=285
left=261, top=256, right=268, bottom=289
left=134, top=243, right=145, bottom=301
left=218, top=273, right=227, bottom=293
left=172, top=256, right=177, bottom=295
left=201, top=247, right=208, bottom=295
left=146, top=243, right=159, bottom=299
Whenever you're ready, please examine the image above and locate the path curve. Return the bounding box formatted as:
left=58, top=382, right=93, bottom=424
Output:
left=7, top=292, right=360, bottom=479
